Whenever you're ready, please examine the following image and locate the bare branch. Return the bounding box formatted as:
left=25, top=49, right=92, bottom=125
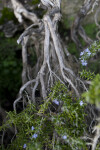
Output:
left=11, top=0, right=39, bottom=24
left=71, top=0, right=94, bottom=50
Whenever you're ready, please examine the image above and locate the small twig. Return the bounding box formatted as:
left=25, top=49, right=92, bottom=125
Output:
left=76, top=78, right=88, bottom=91
left=13, top=79, right=36, bottom=111
left=1, top=131, right=5, bottom=145
left=19, top=79, right=36, bottom=95
left=13, top=96, right=22, bottom=112
left=32, top=76, right=39, bottom=103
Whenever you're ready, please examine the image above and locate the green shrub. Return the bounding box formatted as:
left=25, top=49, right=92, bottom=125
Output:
left=79, top=69, right=95, bottom=80
left=83, top=74, right=100, bottom=109
left=0, top=82, right=87, bottom=150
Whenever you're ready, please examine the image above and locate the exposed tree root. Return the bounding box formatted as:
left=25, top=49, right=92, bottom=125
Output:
left=11, top=0, right=89, bottom=113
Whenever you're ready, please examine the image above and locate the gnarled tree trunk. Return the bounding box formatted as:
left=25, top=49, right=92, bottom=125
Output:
left=10, top=0, right=88, bottom=112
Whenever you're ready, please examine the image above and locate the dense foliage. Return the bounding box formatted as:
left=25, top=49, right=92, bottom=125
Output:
left=0, top=82, right=87, bottom=150
left=83, top=74, right=100, bottom=108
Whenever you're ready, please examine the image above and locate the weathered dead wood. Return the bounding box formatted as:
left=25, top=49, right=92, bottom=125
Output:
left=11, top=0, right=39, bottom=24
left=71, top=0, right=95, bottom=50
left=12, top=0, right=88, bottom=112
left=94, top=5, right=100, bottom=40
